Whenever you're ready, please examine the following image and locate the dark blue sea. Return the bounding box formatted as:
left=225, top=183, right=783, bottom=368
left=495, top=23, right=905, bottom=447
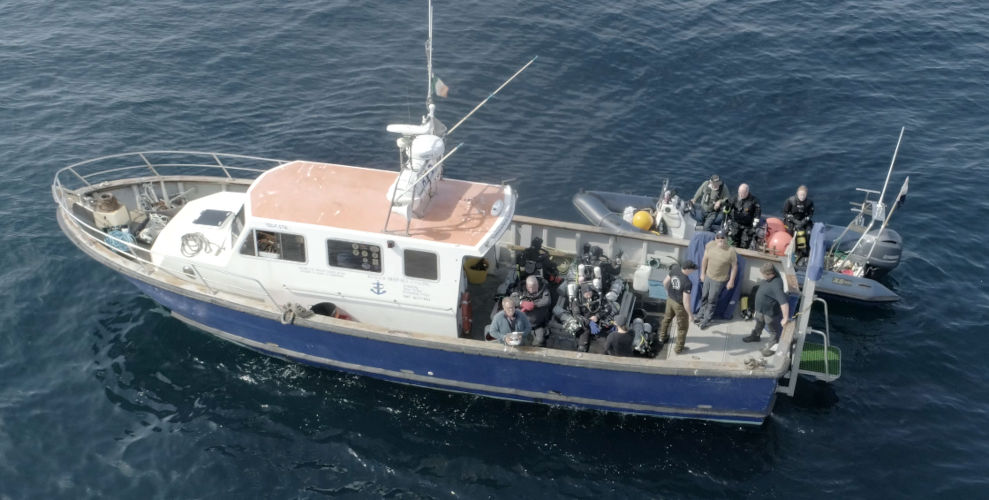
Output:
left=4, top=0, right=988, bottom=497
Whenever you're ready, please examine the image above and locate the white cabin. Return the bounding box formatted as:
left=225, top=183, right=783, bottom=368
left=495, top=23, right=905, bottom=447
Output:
left=150, top=159, right=515, bottom=337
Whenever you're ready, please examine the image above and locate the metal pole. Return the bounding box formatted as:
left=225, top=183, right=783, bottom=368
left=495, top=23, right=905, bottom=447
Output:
left=876, top=126, right=906, bottom=219
left=426, top=0, right=433, bottom=102
left=447, top=56, right=537, bottom=136
left=863, top=176, right=909, bottom=265
left=412, top=142, right=464, bottom=183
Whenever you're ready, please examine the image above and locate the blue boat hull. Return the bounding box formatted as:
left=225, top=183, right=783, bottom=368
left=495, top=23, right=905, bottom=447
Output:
left=127, top=277, right=779, bottom=424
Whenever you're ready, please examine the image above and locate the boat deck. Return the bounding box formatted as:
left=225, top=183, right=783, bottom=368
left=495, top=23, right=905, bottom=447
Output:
left=466, top=262, right=785, bottom=367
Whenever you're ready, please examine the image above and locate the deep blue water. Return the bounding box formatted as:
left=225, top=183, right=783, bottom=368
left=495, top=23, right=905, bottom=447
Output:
left=4, top=0, right=989, bottom=497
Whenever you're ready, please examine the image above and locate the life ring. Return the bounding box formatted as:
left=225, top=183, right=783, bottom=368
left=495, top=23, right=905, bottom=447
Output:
left=460, top=291, right=472, bottom=336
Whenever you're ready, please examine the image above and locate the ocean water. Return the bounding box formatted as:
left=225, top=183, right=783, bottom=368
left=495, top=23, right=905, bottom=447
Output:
left=3, top=0, right=989, bottom=497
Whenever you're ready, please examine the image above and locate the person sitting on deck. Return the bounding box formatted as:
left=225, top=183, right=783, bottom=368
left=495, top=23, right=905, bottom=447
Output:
left=782, top=185, right=815, bottom=234
left=604, top=323, right=633, bottom=357
left=724, top=183, right=762, bottom=249
left=488, top=296, right=532, bottom=345
left=577, top=244, right=622, bottom=294
left=518, top=275, right=552, bottom=347
left=517, top=237, right=561, bottom=284
left=572, top=287, right=617, bottom=353
left=740, top=262, right=791, bottom=357
left=782, top=185, right=815, bottom=260
left=690, top=174, right=730, bottom=231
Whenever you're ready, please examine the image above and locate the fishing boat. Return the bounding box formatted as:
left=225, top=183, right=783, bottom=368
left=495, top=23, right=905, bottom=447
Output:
left=51, top=1, right=841, bottom=425
left=573, top=134, right=909, bottom=304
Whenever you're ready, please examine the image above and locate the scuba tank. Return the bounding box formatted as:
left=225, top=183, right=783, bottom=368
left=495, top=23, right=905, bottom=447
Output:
left=795, top=229, right=808, bottom=253
left=740, top=295, right=753, bottom=320
left=631, top=318, right=655, bottom=355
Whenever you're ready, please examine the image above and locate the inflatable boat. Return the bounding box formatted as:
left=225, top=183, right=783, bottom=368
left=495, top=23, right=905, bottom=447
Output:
left=573, top=185, right=904, bottom=304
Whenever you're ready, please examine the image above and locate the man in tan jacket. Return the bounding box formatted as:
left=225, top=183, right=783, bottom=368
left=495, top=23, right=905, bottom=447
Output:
left=698, top=229, right=738, bottom=329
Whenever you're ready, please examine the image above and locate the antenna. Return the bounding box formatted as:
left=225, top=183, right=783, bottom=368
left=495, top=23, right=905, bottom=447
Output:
left=426, top=0, right=434, bottom=102
left=446, top=56, right=537, bottom=136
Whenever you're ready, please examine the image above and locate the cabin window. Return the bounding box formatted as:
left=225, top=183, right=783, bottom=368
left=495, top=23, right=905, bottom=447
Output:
left=327, top=239, right=381, bottom=273
left=404, top=249, right=438, bottom=280
left=239, top=229, right=306, bottom=263
left=230, top=208, right=245, bottom=241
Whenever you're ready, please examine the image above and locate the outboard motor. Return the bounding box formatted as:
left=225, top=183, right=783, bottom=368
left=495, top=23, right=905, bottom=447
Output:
left=850, top=228, right=903, bottom=277
left=656, top=189, right=697, bottom=240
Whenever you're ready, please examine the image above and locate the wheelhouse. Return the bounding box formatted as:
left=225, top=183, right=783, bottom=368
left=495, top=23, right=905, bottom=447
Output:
left=143, top=159, right=515, bottom=337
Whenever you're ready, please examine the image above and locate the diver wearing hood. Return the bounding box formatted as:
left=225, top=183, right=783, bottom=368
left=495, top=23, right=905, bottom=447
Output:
left=782, top=185, right=815, bottom=234
left=517, top=237, right=561, bottom=284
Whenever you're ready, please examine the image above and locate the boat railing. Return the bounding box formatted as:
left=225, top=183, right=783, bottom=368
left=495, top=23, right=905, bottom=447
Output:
left=62, top=209, right=284, bottom=308
left=808, top=296, right=832, bottom=374
left=780, top=295, right=837, bottom=395
left=52, top=151, right=288, bottom=309
left=52, top=150, right=287, bottom=194
left=63, top=208, right=283, bottom=308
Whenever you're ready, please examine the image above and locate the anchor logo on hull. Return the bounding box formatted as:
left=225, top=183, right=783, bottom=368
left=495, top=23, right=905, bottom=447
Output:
left=371, top=281, right=386, bottom=295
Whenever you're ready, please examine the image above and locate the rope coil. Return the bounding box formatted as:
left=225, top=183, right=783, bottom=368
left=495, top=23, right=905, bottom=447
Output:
left=180, top=233, right=215, bottom=257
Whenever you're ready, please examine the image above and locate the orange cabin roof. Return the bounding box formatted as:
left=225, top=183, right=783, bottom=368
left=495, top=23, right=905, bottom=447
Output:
left=247, top=160, right=510, bottom=247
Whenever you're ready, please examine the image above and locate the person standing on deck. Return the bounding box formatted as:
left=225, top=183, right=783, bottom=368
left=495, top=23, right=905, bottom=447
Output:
left=658, top=259, right=697, bottom=355
left=698, top=229, right=738, bottom=330
left=741, top=262, right=790, bottom=357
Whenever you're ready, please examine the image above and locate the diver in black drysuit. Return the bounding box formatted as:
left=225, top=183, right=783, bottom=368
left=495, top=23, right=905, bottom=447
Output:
left=782, top=188, right=814, bottom=234
left=724, top=184, right=761, bottom=249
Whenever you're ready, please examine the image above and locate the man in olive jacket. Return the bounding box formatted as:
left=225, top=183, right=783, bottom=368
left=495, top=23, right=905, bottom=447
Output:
left=691, top=174, right=730, bottom=231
